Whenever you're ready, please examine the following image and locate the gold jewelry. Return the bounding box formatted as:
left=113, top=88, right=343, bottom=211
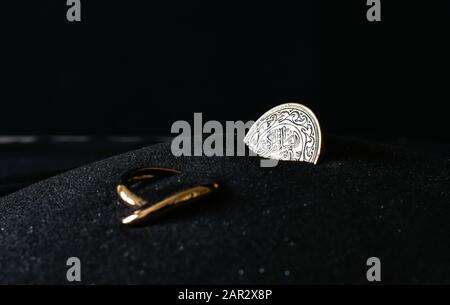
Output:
left=117, top=167, right=219, bottom=225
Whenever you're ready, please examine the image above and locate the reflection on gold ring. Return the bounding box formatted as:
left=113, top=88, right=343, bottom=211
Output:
left=116, top=167, right=219, bottom=225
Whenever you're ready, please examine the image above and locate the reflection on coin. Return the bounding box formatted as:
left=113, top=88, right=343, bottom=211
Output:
left=244, top=103, right=322, bottom=164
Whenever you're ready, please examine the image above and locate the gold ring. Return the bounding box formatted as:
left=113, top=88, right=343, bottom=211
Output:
left=116, top=167, right=220, bottom=225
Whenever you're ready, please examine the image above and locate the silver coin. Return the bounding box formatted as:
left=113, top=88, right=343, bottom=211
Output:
left=244, top=103, right=322, bottom=164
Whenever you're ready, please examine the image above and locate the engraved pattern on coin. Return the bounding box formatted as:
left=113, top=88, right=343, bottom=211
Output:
left=244, top=103, right=322, bottom=164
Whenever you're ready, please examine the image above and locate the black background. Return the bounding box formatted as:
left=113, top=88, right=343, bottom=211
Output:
left=1, top=2, right=450, bottom=286
left=2, top=1, right=449, bottom=140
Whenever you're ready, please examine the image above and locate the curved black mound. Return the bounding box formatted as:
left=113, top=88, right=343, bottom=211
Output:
left=0, top=136, right=449, bottom=284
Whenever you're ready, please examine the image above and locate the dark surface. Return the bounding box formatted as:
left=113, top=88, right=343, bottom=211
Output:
left=0, top=136, right=166, bottom=196
left=2, top=2, right=450, bottom=141
left=0, top=136, right=449, bottom=284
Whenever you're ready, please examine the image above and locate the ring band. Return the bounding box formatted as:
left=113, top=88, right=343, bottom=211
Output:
left=117, top=167, right=219, bottom=225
